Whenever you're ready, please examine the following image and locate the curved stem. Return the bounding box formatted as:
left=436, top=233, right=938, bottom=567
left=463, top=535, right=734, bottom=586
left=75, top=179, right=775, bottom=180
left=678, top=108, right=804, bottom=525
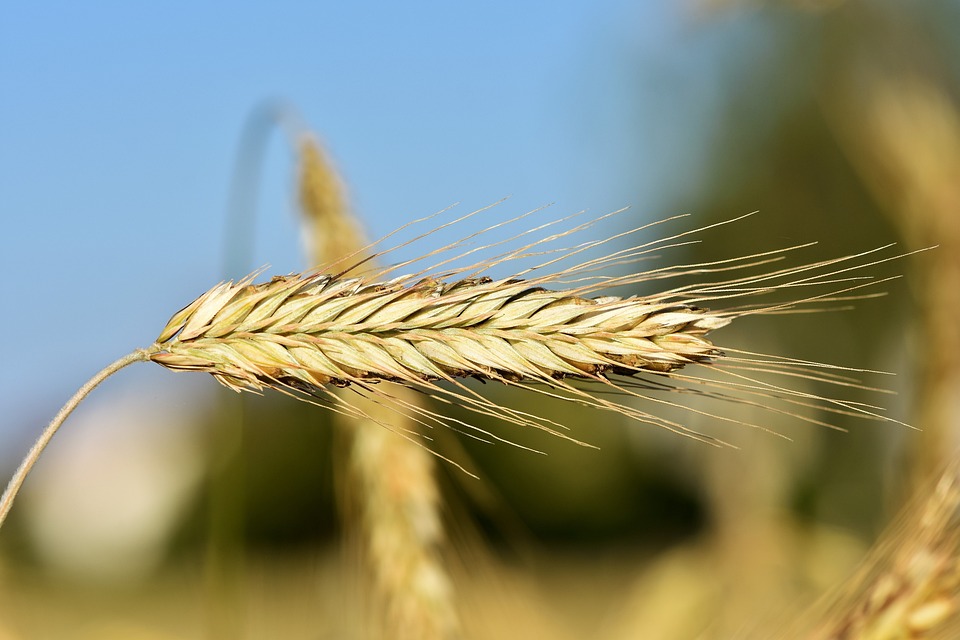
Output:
left=0, top=348, right=153, bottom=529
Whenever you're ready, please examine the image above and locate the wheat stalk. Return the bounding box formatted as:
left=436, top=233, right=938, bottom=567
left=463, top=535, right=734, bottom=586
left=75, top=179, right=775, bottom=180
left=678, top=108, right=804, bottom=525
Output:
left=0, top=350, right=151, bottom=527
left=0, top=208, right=920, bottom=527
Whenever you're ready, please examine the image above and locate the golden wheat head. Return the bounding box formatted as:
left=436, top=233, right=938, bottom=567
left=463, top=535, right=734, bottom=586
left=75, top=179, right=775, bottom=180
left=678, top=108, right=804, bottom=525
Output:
left=150, top=273, right=730, bottom=392
left=144, top=207, right=920, bottom=452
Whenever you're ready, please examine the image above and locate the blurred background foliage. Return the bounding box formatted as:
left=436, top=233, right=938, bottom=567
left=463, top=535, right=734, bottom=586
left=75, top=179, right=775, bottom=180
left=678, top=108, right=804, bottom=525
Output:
left=3, top=1, right=960, bottom=638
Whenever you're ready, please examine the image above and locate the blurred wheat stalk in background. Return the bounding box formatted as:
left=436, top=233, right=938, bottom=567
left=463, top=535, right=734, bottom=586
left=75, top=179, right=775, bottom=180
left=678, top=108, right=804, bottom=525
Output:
left=296, top=135, right=460, bottom=640
left=825, top=62, right=960, bottom=480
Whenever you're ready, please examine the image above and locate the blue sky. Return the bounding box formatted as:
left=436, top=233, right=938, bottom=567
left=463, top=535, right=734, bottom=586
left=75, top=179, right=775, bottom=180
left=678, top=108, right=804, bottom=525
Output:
left=0, top=2, right=739, bottom=455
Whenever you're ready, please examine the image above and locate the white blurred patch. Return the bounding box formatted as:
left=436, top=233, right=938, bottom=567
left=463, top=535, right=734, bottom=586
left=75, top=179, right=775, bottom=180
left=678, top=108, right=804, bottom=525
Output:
left=21, top=375, right=209, bottom=583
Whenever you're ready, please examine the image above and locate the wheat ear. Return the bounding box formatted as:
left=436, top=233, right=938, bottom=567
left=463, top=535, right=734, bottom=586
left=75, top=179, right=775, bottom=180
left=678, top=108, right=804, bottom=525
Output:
left=144, top=214, right=909, bottom=452
left=800, top=458, right=960, bottom=639
left=298, top=134, right=460, bottom=639
left=149, top=272, right=730, bottom=393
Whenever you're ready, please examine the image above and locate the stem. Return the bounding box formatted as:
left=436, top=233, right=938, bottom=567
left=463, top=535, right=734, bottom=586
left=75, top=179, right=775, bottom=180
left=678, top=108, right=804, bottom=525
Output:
left=0, top=348, right=153, bottom=529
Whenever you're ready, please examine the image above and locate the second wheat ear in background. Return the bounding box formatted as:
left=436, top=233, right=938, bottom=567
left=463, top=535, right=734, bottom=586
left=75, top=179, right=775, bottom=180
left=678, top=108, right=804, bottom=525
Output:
left=0, top=207, right=928, bottom=527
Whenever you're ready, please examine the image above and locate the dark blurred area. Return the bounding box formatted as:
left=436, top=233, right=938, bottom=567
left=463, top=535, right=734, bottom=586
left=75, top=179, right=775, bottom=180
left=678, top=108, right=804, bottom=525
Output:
left=3, top=1, right=960, bottom=638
